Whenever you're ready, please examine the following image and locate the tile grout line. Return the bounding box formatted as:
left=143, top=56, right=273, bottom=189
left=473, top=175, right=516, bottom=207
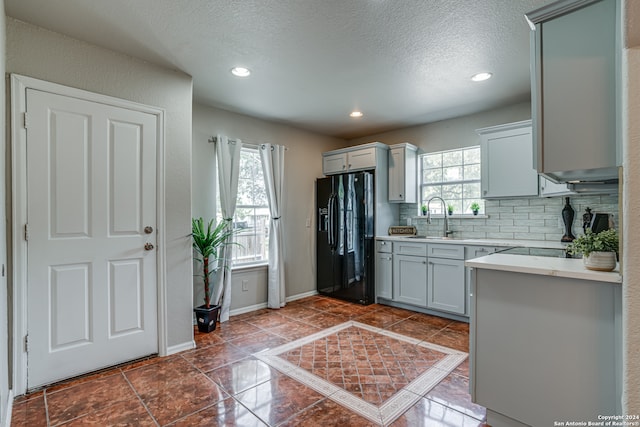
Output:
left=119, top=368, right=161, bottom=427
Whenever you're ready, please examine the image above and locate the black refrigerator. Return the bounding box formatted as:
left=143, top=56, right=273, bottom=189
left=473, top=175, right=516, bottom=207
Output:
left=316, top=171, right=375, bottom=305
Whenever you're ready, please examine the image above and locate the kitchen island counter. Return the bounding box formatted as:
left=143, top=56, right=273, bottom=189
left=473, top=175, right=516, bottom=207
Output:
left=466, top=253, right=622, bottom=283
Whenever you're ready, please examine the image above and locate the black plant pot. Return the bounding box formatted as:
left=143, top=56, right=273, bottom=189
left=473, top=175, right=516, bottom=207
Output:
left=472, top=210, right=479, bottom=216
left=194, top=304, right=220, bottom=333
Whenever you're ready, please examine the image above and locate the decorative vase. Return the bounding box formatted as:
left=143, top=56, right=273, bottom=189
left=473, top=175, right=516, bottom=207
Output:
left=561, top=197, right=576, bottom=242
left=583, top=252, right=616, bottom=272
left=194, top=304, right=220, bottom=333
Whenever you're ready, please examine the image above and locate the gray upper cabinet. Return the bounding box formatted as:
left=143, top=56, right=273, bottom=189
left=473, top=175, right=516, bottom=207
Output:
left=388, top=143, right=418, bottom=203
left=477, top=120, right=539, bottom=198
left=322, top=143, right=385, bottom=175
left=526, top=0, right=619, bottom=183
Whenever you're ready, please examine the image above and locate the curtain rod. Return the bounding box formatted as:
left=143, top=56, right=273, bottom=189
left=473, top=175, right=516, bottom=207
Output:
left=208, top=136, right=288, bottom=150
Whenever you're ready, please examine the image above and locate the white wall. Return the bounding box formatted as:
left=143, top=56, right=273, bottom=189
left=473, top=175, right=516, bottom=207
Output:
left=5, top=19, right=194, bottom=354
left=348, top=102, right=531, bottom=153
left=0, top=1, right=9, bottom=424
left=622, top=0, right=640, bottom=412
left=192, top=103, right=344, bottom=310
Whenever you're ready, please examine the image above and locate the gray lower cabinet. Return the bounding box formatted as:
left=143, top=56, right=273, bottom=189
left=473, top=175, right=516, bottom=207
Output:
left=392, top=254, right=428, bottom=307
left=427, top=257, right=466, bottom=314
left=470, top=267, right=621, bottom=426
left=427, top=244, right=467, bottom=315
left=375, top=252, right=393, bottom=300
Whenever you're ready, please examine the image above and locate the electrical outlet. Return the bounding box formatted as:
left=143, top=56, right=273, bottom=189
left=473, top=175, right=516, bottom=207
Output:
left=242, top=279, right=249, bottom=291
left=306, top=218, right=311, bottom=228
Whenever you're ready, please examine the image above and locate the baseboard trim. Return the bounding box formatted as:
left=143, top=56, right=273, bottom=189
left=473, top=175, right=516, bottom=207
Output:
left=286, top=290, right=318, bottom=302
left=227, top=290, right=319, bottom=318
left=166, top=340, right=195, bottom=356
left=2, top=389, right=14, bottom=427
left=229, top=302, right=268, bottom=317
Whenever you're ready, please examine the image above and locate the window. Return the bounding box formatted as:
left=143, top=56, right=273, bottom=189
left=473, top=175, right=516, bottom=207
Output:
left=420, top=146, right=484, bottom=215
left=217, top=147, right=270, bottom=266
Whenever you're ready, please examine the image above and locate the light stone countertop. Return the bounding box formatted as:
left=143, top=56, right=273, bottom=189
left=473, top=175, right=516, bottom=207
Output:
left=375, top=235, right=567, bottom=250
left=465, top=253, right=622, bottom=283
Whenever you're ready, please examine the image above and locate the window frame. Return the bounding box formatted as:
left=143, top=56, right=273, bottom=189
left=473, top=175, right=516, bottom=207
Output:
left=216, top=145, right=270, bottom=267
left=419, top=146, right=484, bottom=216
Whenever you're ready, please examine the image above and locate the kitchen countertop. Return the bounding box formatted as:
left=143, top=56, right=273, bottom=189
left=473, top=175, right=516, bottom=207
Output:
left=376, top=235, right=566, bottom=250
left=466, top=253, right=622, bottom=283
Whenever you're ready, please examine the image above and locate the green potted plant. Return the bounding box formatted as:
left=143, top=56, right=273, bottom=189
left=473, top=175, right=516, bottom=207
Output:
left=470, top=202, right=481, bottom=216
left=192, top=217, right=238, bottom=333
left=447, top=204, right=455, bottom=216
left=566, top=229, right=619, bottom=271
left=421, top=204, right=428, bottom=216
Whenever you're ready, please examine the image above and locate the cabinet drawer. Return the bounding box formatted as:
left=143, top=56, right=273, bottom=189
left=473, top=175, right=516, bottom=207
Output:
left=393, top=241, right=427, bottom=257
left=428, top=244, right=465, bottom=260
left=465, top=246, right=500, bottom=260
left=376, top=240, right=392, bottom=253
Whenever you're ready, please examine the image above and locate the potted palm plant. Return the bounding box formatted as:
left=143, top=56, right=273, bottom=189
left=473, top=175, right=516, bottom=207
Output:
left=566, top=229, right=619, bottom=271
left=192, top=217, right=237, bottom=332
left=470, top=202, right=481, bottom=216
left=447, top=204, right=455, bottom=216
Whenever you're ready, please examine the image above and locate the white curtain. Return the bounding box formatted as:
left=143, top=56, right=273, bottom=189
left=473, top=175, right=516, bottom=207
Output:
left=214, top=135, right=242, bottom=322
left=260, top=143, right=286, bottom=309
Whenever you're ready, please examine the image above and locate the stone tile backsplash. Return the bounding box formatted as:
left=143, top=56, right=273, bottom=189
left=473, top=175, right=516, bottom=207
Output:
left=399, top=194, right=619, bottom=241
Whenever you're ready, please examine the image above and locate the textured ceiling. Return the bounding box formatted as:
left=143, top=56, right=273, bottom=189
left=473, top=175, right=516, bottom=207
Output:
left=5, top=0, right=551, bottom=139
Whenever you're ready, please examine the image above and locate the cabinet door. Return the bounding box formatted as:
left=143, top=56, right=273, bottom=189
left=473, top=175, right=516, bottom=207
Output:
left=393, top=254, right=427, bottom=307
left=538, top=176, right=574, bottom=197
left=480, top=123, right=538, bottom=198
left=535, top=0, right=617, bottom=178
left=388, top=147, right=405, bottom=202
left=323, top=153, right=347, bottom=175
left=347, top=147, right=376, bottom=171
left=427, top=258, right=466, bottom=314
left=388, top=145, right=417, bottom=203
left=375, top=252, right=393, bottom=300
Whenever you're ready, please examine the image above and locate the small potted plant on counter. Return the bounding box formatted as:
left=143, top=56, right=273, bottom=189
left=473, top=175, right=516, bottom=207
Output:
left=470, top=202, right=481, bottom=216
left=447, top=204, right=455, bottom=216
left=421, top=204, right=428, bottom=216
left=566, top=229, right=619, bottom=272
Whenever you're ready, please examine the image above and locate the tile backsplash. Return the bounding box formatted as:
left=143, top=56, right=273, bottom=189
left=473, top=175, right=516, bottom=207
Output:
left=399, top=194, right=619, bottom=241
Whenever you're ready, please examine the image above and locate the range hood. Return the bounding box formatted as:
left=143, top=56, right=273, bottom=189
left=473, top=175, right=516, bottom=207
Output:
left=539, top=167, right=619, bottom=196
left=541, top=166, right=619, bottom=184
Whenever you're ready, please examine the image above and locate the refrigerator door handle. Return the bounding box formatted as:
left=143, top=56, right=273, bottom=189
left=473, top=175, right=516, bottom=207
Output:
left=327, top=193, right=335, bottom=250
left=330, top=192, right=339, bottom=251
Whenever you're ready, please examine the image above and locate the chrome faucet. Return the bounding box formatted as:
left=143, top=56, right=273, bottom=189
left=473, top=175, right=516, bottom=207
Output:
left=426, top=197, right=453, bottom=238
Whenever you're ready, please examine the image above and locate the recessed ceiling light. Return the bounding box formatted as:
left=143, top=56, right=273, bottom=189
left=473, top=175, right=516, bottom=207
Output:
left=231, top=67, right=251, bottom=77
left=350, top=111, right=364, bottom=118
left=471, top=72, right=493, bottom=82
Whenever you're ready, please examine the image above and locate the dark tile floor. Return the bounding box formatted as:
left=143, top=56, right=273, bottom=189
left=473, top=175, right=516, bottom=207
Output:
left=11, top=295, right=487, bottom=426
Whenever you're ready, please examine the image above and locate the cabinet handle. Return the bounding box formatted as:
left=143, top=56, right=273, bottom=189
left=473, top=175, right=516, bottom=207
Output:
left=424, top=261, right=428, bottom=264
left=386, top=257, right=392, bottom=260
left=483, top=190, right=487, bottom=195
left=348, top=164, right=352, bottom=168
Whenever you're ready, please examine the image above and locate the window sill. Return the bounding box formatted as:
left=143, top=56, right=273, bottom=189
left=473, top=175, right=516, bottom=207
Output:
left=411, top=214, right=489, bottom=220
left=232, top=262, right=268, bottom=272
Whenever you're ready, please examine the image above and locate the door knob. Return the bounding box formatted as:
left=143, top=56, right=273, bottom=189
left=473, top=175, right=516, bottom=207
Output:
left=144, top=226, right=154, bottom=234
left=144, top=243, right=155, bottom=251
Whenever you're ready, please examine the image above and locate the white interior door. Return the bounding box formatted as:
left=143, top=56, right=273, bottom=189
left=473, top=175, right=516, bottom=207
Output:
left=26, top=88, right=158, bottom=389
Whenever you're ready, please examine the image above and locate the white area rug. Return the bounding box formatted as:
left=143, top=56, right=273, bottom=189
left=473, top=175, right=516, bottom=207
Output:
left=254, top=320, right=468, bottom=425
